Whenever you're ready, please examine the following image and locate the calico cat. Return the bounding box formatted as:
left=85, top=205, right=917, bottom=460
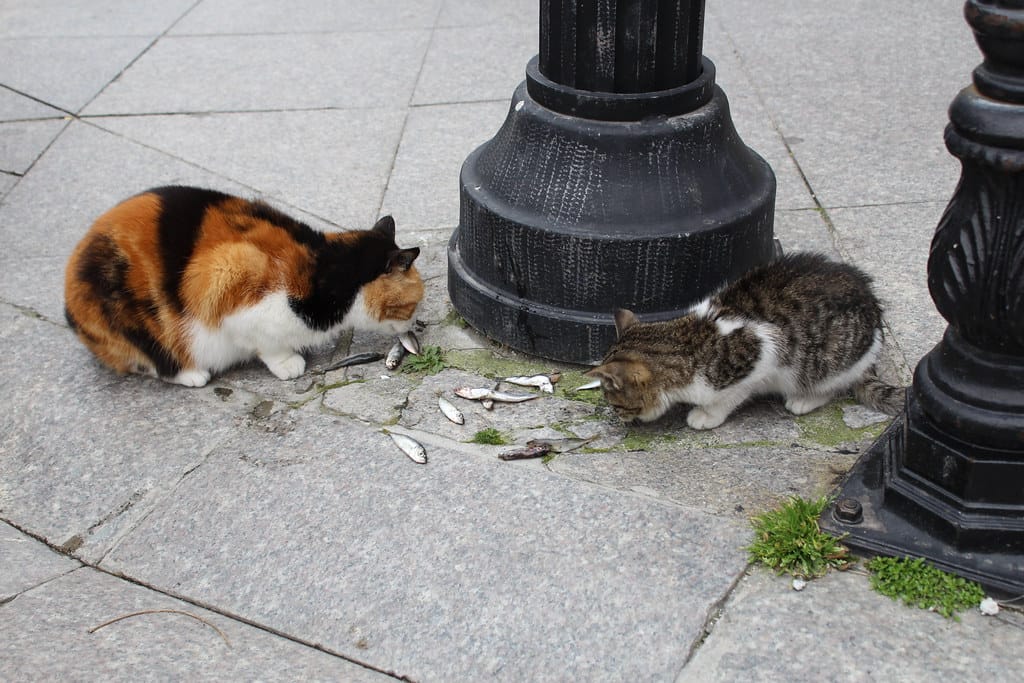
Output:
left=64, top=186, right=424, bottom=387
left=587, top=253, right=904, bottom=429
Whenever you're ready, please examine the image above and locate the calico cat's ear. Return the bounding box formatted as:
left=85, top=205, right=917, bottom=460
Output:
left=372, top=215, right=396, bottom=240
left=386, top=247, right=420, bottom=273
left=613, top=308, right=638, bottom=339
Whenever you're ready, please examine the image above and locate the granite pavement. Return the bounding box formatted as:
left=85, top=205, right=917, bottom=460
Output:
left=2, top=1, right=1022, bottom=680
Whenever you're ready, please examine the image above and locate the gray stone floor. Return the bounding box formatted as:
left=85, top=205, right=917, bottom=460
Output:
left=2, top=1, right=1021, bottom=680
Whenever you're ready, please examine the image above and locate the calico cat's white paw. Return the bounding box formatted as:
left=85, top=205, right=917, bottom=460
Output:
left=263, top=352, right=306, bottom=380
left=687, top=406, right=727, bottom=430
left=785, top=395, right=830, bottom=415
left=168, top=368, right=211, bottom=387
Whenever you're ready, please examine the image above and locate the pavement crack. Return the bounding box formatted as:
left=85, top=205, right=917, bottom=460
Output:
left=86, top=566, right=413, bottom=681
left=676, top=566, right=750, bottom=679
left=0, top=565, right=85, bottom=608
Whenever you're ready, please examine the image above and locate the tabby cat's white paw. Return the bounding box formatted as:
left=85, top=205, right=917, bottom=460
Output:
left=687, top=406, right=726, bottom=430
left=264, top=353, right=306, bottom=380
left=785, top=395, right=830, bottom=415
left=169, top=368, right=211, bottom=387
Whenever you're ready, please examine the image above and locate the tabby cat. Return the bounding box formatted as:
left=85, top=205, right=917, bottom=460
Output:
left=587, top=253, right=904, bottom=429
left=64, top=186, right=424, bottom=387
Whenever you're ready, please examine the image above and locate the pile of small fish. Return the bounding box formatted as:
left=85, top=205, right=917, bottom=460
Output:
left=327, top=332, right=604, bottom=465
left=387, top=370, right=604, bottom=464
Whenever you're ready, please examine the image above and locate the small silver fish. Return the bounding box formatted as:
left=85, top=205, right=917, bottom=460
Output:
left=575, top=379, right=602, bottom=391
left=453, top=386, right=491, bottom=400
left=454, top=387, right=539, bottom=403
left=498, top=443, right=553, bottom=461
left=322, top=352, right=384, bottom=372
left=387, top=432, right=427, bottom=464
left=504, top=375, right=554, bottom=394
left=398, top=330, right=421, bottom=355
left=525, top=435, right=596, bottom=453
left=385, top=341, right=406, bottom=370
left=438, top=396, right=465, bottom=425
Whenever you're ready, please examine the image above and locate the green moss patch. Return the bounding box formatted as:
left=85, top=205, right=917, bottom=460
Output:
left=795, top=401, right=888, bottom=447
left=867, top=556, right=985, bottom=620
left=620, top=431, right=678, bottom=451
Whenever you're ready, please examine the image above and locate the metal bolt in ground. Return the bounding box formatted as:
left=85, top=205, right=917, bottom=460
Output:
left=834, top=498, right=864, bottom=525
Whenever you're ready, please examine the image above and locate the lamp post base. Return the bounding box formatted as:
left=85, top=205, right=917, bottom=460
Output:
left=448, top=72, right=776, bottom=364
left=822, top=406, right=1024, bottom=596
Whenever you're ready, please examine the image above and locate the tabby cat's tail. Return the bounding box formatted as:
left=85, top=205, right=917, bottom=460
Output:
left=853, top=368, right=906, bottom=415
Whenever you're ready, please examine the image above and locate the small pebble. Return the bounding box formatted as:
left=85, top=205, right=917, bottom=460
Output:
left=979, top=597, right=1000, bottom=616
left=792, top=578, right=807, bottom=592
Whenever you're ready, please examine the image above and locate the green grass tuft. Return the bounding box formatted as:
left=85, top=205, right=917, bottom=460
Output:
left=469, top=428, right=508, bottom=445
left=747, top=495, right=851, bottom=578
left=400, top=345, right=447, bottom=375
left=866, top=556, right=985, bottom=620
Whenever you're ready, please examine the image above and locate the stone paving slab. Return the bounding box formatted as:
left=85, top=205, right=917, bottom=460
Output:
left=0, top=118, right=67, bottom=174
left=171, top=0, right=442, bottom=35
left=412, top=23, right=538, bottom=105
left=100, top=408, right=751, bottom=681
left=710, top=0, right=974, bottom=208
left=0, top=36, right=154, bottom=113
left=831, top=202, right=949, bottom=369
left=381, top=101, right=507, bottom=231
left=772, top=209, right=841, bottom=257
left=0, top=1, right=194, bottom=38
left=436, top=0, right=535, bottom=29
left=0, top=566, right=391, bottom=681
left=702, top=19, right=816, bottom=213
left=84, top=31, right=430, bottom=115
left=0, top=121, right=255, bottom=321
left=0, top=172, right=16, bottom=198
left=93, top=108, right=408, bottom=230
left=0, top=305, right=246, bottom=564
left=0, top=86, right=65, bottom=121
left=547, top=400, right=888, bottom=519
left=681, top=568, right=1024, bottom=682
left=1, top=521, right=78, bottom=602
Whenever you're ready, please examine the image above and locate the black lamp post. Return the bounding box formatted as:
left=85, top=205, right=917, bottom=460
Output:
left=822, top=0, right=1024, bottom=594
left=447, top=0, right=776, bottom=364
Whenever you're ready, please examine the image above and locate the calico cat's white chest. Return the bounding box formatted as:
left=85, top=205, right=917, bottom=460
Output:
left=188, top=291, right=343, bottom=372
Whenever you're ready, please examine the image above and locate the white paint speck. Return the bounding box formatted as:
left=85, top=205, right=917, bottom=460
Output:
left=792, top=578, right=807, bottom=591
left=515, top=100, right=525, bottom=111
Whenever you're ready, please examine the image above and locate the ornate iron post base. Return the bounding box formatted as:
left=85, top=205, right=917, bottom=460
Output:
left=821, top=0, right=1024, bottom=594
left=447, top=0, right=776, bottom=363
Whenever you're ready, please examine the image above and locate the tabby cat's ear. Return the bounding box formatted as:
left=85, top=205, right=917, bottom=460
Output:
left=613, top=308, right=638, bottom=339
left=586, top=359, right=650, bottom=390
left=372, top=215, right=396, bottom=240
left=585, top=365, right=621, bottom=391
left=387, top=247, right=420, bottom=273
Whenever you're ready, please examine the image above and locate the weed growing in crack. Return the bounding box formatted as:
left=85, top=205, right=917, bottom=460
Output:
left=469, top=428, right=508, bottom=446
left=401, top=345, right=447, bottom=375
left=747, top=495, right=852, bottom=578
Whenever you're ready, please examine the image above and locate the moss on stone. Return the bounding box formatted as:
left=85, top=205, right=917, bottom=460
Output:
left=442, top=310, right=469, bottom=328
left=620, top=431, right=678, bottom=451
left=794, top=401, right=889, bottom=447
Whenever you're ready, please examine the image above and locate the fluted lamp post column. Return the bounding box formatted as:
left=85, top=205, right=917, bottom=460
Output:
left=448, top=0, right=776, bottom=363
left=822, top=0, right=1024, bottom=594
